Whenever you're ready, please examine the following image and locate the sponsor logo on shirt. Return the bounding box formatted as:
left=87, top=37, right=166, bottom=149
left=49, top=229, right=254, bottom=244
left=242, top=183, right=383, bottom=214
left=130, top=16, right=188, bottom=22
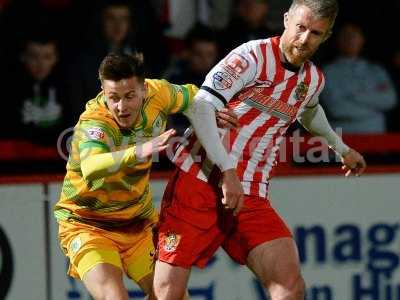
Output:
left=224, top=52, right=249, bottom=74
left=87, top=127, right=105, bottom=140
left=222, top=64, right=240, bottom=80
left=163, top=232, right=181, bottom=252
left=238, top=88, right=298, bottom=122
left=213, top=71, right=233, bottom=90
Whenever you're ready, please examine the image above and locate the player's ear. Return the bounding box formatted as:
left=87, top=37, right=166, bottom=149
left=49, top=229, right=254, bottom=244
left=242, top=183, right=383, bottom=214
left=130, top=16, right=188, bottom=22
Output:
left=143, top=80, right=148, bottom=97
left=323, top=30, right=332, bottom=42
left=20, top=51, right=27, bottom=63
left=283, top=12, right=289, bottom=29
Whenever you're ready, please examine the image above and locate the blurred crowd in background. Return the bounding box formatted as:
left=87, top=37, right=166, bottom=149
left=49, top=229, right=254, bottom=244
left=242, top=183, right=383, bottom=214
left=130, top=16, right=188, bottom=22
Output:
left=0, top=0, right=399, bottom=168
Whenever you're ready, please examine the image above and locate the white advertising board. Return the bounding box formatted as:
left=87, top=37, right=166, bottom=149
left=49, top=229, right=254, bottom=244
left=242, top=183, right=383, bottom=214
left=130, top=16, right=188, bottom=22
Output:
left=2, top=174, right=400, bottom=299
left=0, top=184, right=46, bottom=300
left=269, top=175, right=400, bottom=300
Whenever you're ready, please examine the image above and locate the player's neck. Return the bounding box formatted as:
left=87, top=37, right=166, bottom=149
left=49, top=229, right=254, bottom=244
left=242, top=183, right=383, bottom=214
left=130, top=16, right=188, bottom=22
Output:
left=280, top=50, right=301, bottom=72
left=277, top=41, right=301, bottom=71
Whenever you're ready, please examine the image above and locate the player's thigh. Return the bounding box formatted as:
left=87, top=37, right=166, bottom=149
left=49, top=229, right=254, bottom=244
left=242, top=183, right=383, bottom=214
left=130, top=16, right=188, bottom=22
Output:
left=122, top=211, right=161, bottom=294
left=124, top=231, right=156, bottom=294
left=247, top=237, right=301, bottom=286
left=58, top=221, right=123, bottom=280
left=157, top=170, right=224, bottom=269
left=137, top=272, right=155, bottom=298
left=223, top=196, right=292, bottom=265
left=82, top=262, right=127, bottom=299
left=154, top=260, right=191, bottom=295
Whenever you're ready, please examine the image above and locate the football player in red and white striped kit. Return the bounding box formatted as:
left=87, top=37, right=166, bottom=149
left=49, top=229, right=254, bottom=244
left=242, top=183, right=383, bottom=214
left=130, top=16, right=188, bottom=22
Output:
left=154, top=1, right=366, bottom=299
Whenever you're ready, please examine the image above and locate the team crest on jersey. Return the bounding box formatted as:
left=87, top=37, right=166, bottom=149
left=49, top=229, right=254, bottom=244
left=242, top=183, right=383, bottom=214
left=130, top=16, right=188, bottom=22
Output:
left=213, top=71, right=233, bottom=90
left=152, top=114, right=165, bottom=136
left=164, top=232, right=181, bottom=252
left=86, top=127, right=105, bottom=140
left=294, top=82, right=309, bottom=101
left=171, top=84, right=183, bottom=94
left=70, top=237, right=82, bottom=254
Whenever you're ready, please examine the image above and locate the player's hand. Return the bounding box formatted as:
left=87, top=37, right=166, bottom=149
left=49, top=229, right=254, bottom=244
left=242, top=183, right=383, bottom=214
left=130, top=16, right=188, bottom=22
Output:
left=216, top=108, right=239, bottom=129
left=221, top=168, right=244, bottom=216
left=136, top=129, right=176, bottom=160
left=341, top=148, right=366, bottom=177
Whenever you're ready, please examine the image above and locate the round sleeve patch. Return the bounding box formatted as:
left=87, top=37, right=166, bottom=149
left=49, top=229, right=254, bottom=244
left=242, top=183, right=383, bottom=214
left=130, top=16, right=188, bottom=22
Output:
left=86, top=127, right=106, bottom=141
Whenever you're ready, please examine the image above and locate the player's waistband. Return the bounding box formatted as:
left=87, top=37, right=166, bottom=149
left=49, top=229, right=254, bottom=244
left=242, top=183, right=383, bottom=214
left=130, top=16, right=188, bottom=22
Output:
left=176, top=166, right=270, bottom=198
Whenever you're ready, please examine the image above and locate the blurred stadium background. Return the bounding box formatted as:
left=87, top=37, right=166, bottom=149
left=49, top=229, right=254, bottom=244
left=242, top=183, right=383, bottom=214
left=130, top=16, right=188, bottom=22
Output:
left=1, top=0, right=400, bottom=299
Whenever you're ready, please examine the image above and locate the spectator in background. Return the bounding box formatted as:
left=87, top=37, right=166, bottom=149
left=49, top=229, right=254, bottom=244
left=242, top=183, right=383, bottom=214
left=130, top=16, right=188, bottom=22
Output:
left=320, top=22, right=397, bottom=133
left=164, top=23, right=219, bottom=135
left=219, top=0, right=275, bottom=56
left=67, top=0, right=167, bottom=119
left=165, top=24, right=219, bottom=87
left=2, top=30, right=71, bottom=145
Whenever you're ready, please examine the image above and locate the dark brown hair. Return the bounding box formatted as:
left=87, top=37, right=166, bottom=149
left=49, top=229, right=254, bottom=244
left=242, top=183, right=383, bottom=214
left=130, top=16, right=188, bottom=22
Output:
left=98, top=52, right=145, bottom=82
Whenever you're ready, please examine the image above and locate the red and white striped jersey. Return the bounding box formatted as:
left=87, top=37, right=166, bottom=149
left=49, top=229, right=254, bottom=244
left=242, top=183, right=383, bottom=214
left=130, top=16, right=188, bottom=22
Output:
left=172, top=36, right=325, bottom=197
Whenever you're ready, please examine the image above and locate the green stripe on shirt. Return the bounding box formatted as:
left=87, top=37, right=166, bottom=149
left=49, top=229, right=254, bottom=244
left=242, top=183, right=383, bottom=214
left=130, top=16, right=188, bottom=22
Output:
left=180, top=85, right=190, bottom=112
left=79, top=140, right=110, bottom=152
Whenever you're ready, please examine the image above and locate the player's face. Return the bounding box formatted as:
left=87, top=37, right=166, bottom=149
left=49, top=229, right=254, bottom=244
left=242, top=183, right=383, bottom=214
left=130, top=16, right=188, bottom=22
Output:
left=103, top=77, right=146, bottom=129
left=280, top=5, right=332, bottom=67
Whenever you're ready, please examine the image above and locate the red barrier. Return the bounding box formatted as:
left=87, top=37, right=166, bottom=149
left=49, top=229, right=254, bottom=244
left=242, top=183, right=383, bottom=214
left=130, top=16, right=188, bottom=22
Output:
left=1, top=164, right=399, bottom=185
left=2, top=134, right=399, bottom=160
left=1, top=133, right=399, bottom=184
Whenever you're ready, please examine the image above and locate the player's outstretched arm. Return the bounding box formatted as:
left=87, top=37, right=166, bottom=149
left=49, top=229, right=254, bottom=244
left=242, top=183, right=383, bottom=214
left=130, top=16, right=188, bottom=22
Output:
left=184, top=96, right=244, bottom=214
left=136, top=129, right=176, bottom=160
left=298, top=104, right=366, bottom=176
left=81, top=129, right=176, bottom=181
